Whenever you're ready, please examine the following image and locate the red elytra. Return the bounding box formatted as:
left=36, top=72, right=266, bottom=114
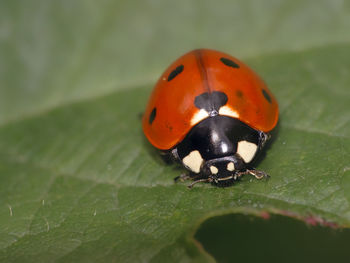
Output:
left=142, top=49, right=279, bottom=151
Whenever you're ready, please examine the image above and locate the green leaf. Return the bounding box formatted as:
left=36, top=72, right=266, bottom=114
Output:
left=1, top=1, right=350, bottom=262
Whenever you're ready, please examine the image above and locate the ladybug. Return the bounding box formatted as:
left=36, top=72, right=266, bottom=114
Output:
left=142, top=49, right=278, bottom=187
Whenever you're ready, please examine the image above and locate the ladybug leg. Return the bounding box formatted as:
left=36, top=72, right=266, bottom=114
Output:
left=246, top=169, right=270, bottom=180
left=174, top=173, right=192, bottom=182
left=174, top=173, right=212, bottom=188
left=187, top=177, right=213, bottom=189
left=160, top=148, right=180, bottom=164
left=216, top=172, right=246, bottom=181
left=259, top=131, right=270, bottom=149
left=170, top=148, right=181, bottom=162
left=216, top=175, right=235, bottom=182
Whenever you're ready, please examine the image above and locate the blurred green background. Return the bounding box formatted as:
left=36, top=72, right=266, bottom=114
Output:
left=1, top=0, right=350, bottom=125
left=1, top=1, right=350, bottom=262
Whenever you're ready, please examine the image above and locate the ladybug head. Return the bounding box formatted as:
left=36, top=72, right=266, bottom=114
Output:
left=175, top=116, right=266, bottom=178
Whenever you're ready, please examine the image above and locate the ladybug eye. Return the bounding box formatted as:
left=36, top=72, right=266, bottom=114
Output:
left=220, top=57, right=240, bottom=68
left=262, top=89, right=272, bottom=103
left=167, top=65, right=184, bottom=81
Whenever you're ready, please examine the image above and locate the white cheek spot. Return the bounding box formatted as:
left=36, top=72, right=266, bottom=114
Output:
left=191, top=109, right=209, bottom=125
left=237, top=141, right=258, bottom=163
left=219, top=106, right=239, bottom=119
left=210, top=166, right=218, bottom=174
left=182, top=150, right=203, bottom=173
left=227, top=162, right=235, bottom=171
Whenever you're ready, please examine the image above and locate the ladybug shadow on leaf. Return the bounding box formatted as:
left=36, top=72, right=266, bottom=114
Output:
left=139, top=112, right=184, bottom=177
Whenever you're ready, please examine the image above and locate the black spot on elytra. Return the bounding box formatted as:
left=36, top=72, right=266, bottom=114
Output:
left=194, top=91, right=228, bottom=114
left=262, top=89, right=272, bottom=103
left=220, top=57, right=240, bottom=68
left=236, top=90, right=243, bottom=98
left=149, top=108, right=157, bottom=124
left=167, top=65, right=184, bottom=81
